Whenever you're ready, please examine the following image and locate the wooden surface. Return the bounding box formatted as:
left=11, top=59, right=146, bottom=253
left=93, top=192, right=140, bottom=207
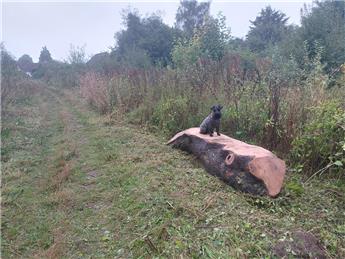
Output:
left=168, top=128, right=286, bottom=197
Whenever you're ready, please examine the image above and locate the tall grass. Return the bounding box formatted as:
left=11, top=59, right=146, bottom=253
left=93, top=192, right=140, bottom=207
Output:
left=79, top=53, right=345, bottom=176
left=1, top=73, right=46, bottom=113
left=79, top=72, right=110, bottom=114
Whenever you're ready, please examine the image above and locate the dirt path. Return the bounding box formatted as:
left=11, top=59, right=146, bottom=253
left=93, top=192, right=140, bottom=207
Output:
left=2, top=87, right=344, bottom=258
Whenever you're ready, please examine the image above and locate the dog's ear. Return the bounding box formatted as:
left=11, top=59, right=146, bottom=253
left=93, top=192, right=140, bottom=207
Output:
left=210, top=105, right=215, bottom=110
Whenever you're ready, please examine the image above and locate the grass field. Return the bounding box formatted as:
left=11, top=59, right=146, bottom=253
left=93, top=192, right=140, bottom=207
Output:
left=1, top=86, right=344, bottom=258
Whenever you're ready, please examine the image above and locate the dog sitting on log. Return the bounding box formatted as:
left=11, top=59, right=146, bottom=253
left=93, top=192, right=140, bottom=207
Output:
left=199, top=105, right=223, bottom=137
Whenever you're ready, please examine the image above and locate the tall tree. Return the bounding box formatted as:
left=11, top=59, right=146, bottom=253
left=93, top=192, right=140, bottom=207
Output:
left=299, top=0, right=345, bottom=73
left=17, top=54, right=35, bottom=73
left=67, top=44, right=87, bottom=65
left=175, top=0, right=210, bottom=37
left=1, top=44, right=25, bottom=105
left=198, top=14, right=230, bottom=61
left=1, top=44, right=19, bottom=81
left=172, top=13, right=230, bottom=68
left=246, top=6, right=289, bottom=52
left=39, top=46, right=53, bottom=63
left=115, top=11, right=176, bottom=66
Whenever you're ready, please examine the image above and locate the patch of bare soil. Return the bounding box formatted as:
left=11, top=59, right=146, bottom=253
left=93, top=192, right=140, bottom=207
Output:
left=273, top=230, right=327, bottom=258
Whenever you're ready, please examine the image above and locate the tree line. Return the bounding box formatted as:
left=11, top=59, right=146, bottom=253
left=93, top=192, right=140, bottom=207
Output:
left=8, top=0, right=345, bottom=81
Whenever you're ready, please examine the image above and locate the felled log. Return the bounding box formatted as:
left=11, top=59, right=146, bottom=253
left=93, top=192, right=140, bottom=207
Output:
left=167, top=128, right=286, bottom=197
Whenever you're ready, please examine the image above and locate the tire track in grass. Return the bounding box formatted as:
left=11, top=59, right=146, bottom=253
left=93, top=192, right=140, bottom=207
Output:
left=2, top=87, right=94, bottom=258
left=1, top=87, right=74, bottom=258
left=39, top=89, right=117, bottom=257
left=53, top=89, right=218, bottom=257
left=37, top=89, right=107, bottom=256
left=36, top=91, right=78, bottom=258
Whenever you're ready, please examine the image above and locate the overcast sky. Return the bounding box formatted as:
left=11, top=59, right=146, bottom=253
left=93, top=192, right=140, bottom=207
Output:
left=2, top=0, right=312, bottom=62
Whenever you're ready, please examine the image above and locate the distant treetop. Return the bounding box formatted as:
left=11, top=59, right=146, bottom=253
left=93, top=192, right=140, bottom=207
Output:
left=246, top=6, right=289, bottom=52
left=175, top=0, right=210, bottom=37
left=17, top=54, right=35, bottom=73
left=39, top=46, right=53, bottom=63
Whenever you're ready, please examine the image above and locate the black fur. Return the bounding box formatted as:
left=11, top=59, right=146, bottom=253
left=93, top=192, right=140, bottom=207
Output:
left=199, top=105, right=223, bottom=137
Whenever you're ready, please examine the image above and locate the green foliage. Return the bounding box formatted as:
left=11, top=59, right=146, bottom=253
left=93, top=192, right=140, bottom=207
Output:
left=291, top=101, right=345, bottom=176
left=115, top=11, right=176, bottom=66
left=302, top=41, right=329, bottom=86
left=1, top=45, right=20, bottom=106
left=175, top=0, right=210, bottom=37
left=1, top=44, right=19, bottom=80
left=86, top=52, right=119, bottom=76
left=275, top=0, right=345, bottom=78
left=285, top=180, right=305, bottom=197
left=115, top=46, right=152, bottom=69
left=198, top=13, right=230, bottom=61
left=30, top=46, right=85, bottom=88
left=84, top=43, right=343, bottom=158
left=221, top=87, right=269, bottom=142
left=17, top=54, right=35, bottom=73
left=172, top=13, right=230, bottom=68
left=268, top=47, right=303, bottom=85
left=38, top=46, right=53, bottom=63
left=228, top=37, right=248, bottom=51
left=300, top=0, right=345, bottom=73
left=275, top=25, right=305, bottom=64
left=32, top=60, right=83, bottom=88
left=172, top=36, right=203, bottom=69
left=152, top=96, right=189, bottom=134
left=66, top=44, right=87, bottom=64
left=246, top=6, right=289, bottom=53
left=1, top=44, right=40, bottom=107
left=151, top=96, right=202, bottom=135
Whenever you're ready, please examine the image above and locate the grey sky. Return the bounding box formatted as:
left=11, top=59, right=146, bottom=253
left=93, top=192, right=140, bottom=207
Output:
left=2, top=1, right=312, bottom=62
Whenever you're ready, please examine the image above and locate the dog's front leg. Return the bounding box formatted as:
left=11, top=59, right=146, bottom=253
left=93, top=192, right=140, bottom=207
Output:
left=209, top=128, right=214, bottom=137
left=216, top=124, right=220, bottom=136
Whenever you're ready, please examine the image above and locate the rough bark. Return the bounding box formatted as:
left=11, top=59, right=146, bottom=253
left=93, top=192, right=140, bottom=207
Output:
left=167, top=128, right=286, bottom=197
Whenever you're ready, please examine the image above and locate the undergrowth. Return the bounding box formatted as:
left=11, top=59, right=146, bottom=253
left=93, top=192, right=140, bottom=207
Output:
left=79, top=52, right=345, bottom=177
left=2, top=87, right=344, bottom=258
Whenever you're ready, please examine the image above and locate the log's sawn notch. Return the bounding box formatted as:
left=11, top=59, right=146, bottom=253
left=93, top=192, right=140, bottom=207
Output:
left=167, top=128, right=286, bottom=197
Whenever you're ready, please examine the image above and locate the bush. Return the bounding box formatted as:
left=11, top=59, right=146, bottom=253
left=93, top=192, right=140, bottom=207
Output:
left=291, top=100, right=345, bottom=176
left=172, top=37, right=203, bottom=69
left=1, top=45, right=43, bottom=109
left=151, top=96, right=202, bottom=135
left=32, top=61, right=84, bottom=88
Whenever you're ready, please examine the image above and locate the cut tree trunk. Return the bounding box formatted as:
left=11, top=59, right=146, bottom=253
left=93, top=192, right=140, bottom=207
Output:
left=167, top=128, right=286, bottom=197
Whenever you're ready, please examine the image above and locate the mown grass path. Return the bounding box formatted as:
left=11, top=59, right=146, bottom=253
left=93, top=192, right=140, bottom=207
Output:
left=1, top=87, right=344, bottom=258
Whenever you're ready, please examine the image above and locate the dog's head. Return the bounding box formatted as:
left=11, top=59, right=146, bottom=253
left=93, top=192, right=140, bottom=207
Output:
left=210, top=104, right=223, bottom=120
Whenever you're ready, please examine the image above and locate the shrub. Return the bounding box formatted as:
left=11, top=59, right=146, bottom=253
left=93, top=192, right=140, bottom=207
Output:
left=172, top=37, right=203, bottom=69
left=1, top=45, right=43, bottom=109
left=32, top=61, right=84, bottom=88
left=291, top=100, right=345, bottom=176
left=151, top=96, right=197, bottom=135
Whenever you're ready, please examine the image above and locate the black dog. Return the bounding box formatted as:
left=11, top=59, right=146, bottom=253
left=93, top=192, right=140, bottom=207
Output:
left=199, top=105, right=223, bottom=137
